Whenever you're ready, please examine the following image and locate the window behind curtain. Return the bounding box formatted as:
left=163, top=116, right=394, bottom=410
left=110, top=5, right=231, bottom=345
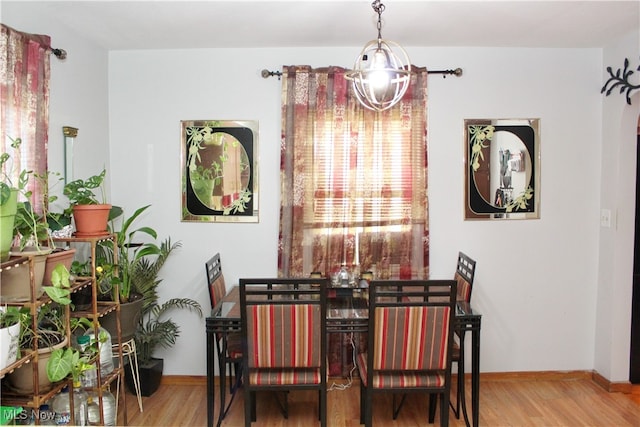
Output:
left=278, top=65, right=429, bottom=279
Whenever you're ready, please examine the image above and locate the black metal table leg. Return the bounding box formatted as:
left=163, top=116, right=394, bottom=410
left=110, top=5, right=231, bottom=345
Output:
left=206, top=321, right=215, bottom=427
left=471, top=325, right=481, bottom=427
left=214, top=333, right=228, bottom=427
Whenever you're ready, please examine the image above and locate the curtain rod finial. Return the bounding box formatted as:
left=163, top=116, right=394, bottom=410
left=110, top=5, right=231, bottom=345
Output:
left=52, top=48, right=67, bottom=60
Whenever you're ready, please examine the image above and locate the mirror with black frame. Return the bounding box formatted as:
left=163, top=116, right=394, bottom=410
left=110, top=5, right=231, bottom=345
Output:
left=464, top=118, right=540, bottom=220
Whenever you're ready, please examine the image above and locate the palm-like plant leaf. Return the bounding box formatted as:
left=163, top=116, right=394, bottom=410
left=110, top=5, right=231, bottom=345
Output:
left=136, top=297, right=202, bottom=364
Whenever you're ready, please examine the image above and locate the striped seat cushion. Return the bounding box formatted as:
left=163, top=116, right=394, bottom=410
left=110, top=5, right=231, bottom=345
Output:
left=455, top=272, right=471, bottom=302
left=372, top=306, right=450, bottom=371
left=248, top=368, right=321, bottom=385
left=356, top=353, right=445, bottom=388
left=247, top=304, right=321, bottom=368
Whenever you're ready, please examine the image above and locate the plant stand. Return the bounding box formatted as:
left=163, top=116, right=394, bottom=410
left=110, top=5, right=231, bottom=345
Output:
left=113, top=338, right=143, bottom=413
left=53, top=234, right=127, bottom=426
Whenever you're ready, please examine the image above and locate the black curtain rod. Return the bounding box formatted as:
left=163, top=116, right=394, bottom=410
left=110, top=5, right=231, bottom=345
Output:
left=261, top=68, right=463, bottom=80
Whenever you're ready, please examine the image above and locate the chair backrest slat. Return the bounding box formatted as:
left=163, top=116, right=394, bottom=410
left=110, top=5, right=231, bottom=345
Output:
left=455, top=252, right=476, bottom=302
left=205, top=253, right=226, bottom=309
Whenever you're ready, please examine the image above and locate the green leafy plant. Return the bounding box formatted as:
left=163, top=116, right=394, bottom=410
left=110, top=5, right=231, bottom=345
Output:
left=63, top=169, right=107, bottom=207
left=42, top=263, right=72, bottom=305
left=12, top=200, right=49, bottom=251
left=97, top=205, right=179, bottom=303
left=0, top=136, right=30, bottom=206
left=70, top=259, right=91, bottom=277
left=36, top=171, right=72, bottom=236
left=136, top=297, right=202, bottom=365
left=0, top=306, right=25, bottom=331
left=46, top=347, right=93, bottom=383
left=45, top=317, right=95, bottom=383
left=17, top=304, right=66, bottom=352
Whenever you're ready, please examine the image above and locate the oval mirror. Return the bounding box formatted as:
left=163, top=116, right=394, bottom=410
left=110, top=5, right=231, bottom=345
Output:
left=190, top=132, right=250, bottom=211
left=181, top=120, right=259, bottom=223
left=464, top=118, right=540, bottom=220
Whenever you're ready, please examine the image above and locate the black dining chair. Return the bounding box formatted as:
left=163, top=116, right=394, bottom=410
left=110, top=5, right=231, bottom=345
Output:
left=450, top=251, right=477, bottom=419
left=357, top=279, right=457, bottom=426
left=205, top=253, right=243, bottom=423
left=240, top=277, right=328, bottom=427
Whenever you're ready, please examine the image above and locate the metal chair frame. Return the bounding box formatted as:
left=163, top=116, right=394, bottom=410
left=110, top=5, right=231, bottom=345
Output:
left=239, top=277, right=329, bottom=427
left=359, top=279, right=457, bottom=427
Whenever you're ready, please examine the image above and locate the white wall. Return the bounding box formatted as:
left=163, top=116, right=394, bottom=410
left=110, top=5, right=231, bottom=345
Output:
left=3, top=3, right=639, bottom=382
left=107, top=46, right=602, bottom=376
left=595, top=31, right=640, bottom=382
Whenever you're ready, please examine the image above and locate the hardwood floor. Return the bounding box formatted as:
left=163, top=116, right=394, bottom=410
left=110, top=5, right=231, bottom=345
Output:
left=119, top=376, right=640, bottom=426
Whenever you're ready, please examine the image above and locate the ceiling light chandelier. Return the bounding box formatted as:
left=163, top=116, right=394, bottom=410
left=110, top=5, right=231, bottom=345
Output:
left=345, top=0, right=411, bottom=112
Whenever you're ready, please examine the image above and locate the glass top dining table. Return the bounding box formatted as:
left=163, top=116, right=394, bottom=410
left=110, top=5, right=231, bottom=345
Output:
left=205, top=285, right=481, bottom=427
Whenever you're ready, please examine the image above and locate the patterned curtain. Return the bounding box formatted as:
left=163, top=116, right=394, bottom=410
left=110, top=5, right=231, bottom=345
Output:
left=278, top=65, right=429, bottom=280
left=0, top=24, right=51, bottom=214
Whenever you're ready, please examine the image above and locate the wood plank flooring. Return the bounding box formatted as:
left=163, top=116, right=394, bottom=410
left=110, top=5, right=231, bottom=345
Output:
left=119, top=376, right=640, bottom=426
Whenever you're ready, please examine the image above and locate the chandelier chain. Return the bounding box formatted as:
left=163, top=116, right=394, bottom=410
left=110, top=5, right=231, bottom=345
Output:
left=373, top=0, right=385, bottom=40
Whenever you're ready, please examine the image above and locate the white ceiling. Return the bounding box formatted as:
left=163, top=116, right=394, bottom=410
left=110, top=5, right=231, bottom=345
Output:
left=3, top=0, right=640, bottom=50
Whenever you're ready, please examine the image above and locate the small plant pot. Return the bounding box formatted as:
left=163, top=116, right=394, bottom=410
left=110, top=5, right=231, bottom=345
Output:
left=1, top=247, right=52, bottom=302
left=0, top=321, right=21, bottom=370
left=72, top=204, right=111, bottom=237
left=43, top=248, right=77, bottom=286
left=0, top=189, right=18, bottom=262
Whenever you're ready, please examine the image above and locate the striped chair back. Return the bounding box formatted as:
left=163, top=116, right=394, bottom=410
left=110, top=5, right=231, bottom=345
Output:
left=239, top=277, right=329, bottom=425
left=247, top=304, right=322, bottom=368
left=372, top=305, right=451, bottom=371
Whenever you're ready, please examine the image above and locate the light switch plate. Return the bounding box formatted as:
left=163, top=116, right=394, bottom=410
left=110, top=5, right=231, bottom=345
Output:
left=600, top=209, right=611, bottom=228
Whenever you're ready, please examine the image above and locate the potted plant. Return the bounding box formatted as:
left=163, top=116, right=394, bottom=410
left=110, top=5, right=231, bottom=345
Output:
left=5, top=264, right=74, bottom=394
left=33, top=171, right=77, bottom=286
left=1, top=139, right=58, bottom=301
left=128, top=296, right=202, bottom=396
left=63, top=169, right=112, bottom=237
left=96, top=205, right=180, bottom=344
left=0, top=136, right=29, bottom=261
left=0, top=306, right=22, bottom=370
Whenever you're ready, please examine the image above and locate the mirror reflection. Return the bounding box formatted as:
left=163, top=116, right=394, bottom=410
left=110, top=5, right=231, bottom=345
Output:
left=181, top=119, right=259, bottom=223
left=465, top=118, right=540, bottom=220
left=190, top=132, right=250, bottom=211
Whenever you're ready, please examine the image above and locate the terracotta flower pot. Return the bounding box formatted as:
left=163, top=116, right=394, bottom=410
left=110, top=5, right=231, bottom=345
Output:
left=43, top=248, right=77, bottom=286
left=72, top=204, right=111, bottom=237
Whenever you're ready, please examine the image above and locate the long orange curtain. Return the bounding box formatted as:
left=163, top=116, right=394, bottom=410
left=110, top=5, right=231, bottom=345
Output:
left=278, top=65, right=429, bottom=279
left=0, top=24, right=51, bottom=213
